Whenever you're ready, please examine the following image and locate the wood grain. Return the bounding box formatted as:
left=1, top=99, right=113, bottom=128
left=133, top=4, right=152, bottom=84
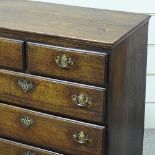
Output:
left=0, top=1, right=151, bottom=155
left=0, top=138, right=61, bottom=155
left=0, top=0, right=150, bottom=49
left=28, top=42, right=107, bottom=86
left=0, top=37, right=24, bottom=70
left=0, top=69, right=105, bottom=124
left=106, top=22, right=149, bottom=155
left=0, top=103, right=105, bottom=155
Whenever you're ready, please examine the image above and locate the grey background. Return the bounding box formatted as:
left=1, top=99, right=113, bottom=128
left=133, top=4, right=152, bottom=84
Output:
left=143, top=129, right=155, bottom=155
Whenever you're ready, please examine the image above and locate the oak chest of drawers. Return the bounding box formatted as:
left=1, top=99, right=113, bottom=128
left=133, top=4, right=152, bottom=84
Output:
left=0, top=1, right=150, bottom=155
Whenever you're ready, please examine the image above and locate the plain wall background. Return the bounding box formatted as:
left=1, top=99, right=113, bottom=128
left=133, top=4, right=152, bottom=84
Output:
left=30, top=0, right=155, bottom=129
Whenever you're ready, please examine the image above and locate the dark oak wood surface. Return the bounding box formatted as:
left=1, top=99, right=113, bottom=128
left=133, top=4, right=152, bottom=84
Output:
left=0, top=103, right=105, bottom=155
left=28, top=42, right=107, bottom=86
left=0, top=138, right=61, bottom=155
left=0, top=1, right=151, bottom=155
left=0, top=0, right=150, bottom=49
left=0, top=69, right=105, bottom=124
left=0, top=37, right=24, bottom=70
left=106, top=22, right=149, bottom=155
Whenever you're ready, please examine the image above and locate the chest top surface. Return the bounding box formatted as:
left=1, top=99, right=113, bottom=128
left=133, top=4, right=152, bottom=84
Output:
left=0, top=0, right=150, bottom=47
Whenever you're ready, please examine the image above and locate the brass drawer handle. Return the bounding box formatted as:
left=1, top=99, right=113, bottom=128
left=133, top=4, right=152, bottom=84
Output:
left=55, top=54, right=73, bottom=68
left=22, top=151, right=36, bottom=155
left=17, top=79, right=33, bottom=93
left=73, top=131, right=91, bottom=144
left=72, top=93, right=92, bottom=108
left=20, top=116, right=34, bottom=128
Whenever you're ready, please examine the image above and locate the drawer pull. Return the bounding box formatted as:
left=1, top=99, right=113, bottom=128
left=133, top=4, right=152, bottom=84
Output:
left=72, top=93, right=92, bottom=108
left=55, top=54, right=73, bottom=68
left=22, top=151, right=36, bottom=155
left=73, top=131, right=91, bottom=144
left=20, top=116, right=34, bottom=128
left=17, top=80, right=33, bottom=93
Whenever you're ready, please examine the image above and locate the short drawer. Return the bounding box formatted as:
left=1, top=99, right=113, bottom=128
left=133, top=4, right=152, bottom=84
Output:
left=0, top=138, right=60, bottom=155
left=0, top=103, right=105, bottom=155
left=27, top=42, right=107, bottom=86
left=0, top=37, right=24, bottom=70
left=0, top=69, right=105, bottom=123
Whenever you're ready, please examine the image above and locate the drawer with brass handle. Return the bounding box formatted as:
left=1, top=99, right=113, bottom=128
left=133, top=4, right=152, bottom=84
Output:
left=27, top=42, right=107, bottom=86
left=0, top=103, right=105, bottom=155
left=0, top=69, right=106, bottom=123
left=0, top=137, right=62, bottom=155
left=0, top=37, right=24, bottom=70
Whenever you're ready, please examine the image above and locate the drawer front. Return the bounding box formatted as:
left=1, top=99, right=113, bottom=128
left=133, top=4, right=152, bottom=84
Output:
left=0, top=103, right=105, bottom=155
left=0, top=37, right=24, bottom=70
left=28, top=43, right=107, bottom=86
left=0, top=138, right=60, bottom=155
left=0, top=69, right=105, bottom=123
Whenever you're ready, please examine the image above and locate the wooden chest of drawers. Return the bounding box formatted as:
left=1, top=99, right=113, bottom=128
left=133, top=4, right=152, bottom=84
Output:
left=0, top=0, right=150, bottom=155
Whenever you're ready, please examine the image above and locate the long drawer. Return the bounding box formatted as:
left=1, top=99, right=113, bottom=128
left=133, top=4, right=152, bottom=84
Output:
left=0, top=103, right=105, bottom=155
left=0, top=138, right=61, bottom=155
left=0, top=69, right=105, bottom=123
